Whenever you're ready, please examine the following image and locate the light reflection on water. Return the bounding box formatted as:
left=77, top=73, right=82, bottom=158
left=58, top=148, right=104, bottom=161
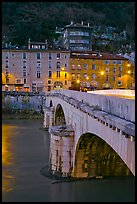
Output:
left=2, top=124, right=16, bottom=192
left=2, top=120, right=135, bottom=202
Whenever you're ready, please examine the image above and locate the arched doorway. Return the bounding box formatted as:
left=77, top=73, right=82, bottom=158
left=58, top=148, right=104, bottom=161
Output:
left=55, top=104, right=66, bottom=126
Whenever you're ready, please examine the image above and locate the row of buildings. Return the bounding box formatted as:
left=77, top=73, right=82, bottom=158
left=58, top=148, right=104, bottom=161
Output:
left=2, top=40, right=135, bottom=92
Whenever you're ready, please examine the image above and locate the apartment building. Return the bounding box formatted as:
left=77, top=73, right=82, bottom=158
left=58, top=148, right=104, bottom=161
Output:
left=70, top=51, right=134, bottom=91
left=2, top=45, right=71, bottom=92
left=61, top=21, right=92, bottom=51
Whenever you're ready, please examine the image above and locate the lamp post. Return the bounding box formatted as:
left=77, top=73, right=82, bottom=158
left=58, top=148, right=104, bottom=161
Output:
left=100, top=71, right=104, bottom=89
left=126, top=70, right=131, bottom=89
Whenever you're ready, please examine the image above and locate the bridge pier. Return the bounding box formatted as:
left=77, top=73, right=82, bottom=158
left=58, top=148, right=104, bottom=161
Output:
left=43, top=107, right=54, bottom=129
left=49, top=125, right=74, bottom=178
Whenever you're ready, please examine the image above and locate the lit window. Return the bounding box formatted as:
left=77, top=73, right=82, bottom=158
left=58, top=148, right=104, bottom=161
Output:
left=84, top=73, right=87, bottom=78
left=57, top=71, right=60, bottom=78
left=72, top=73, right=75, bottom=80
left=77, top=65, right=81, bottom=70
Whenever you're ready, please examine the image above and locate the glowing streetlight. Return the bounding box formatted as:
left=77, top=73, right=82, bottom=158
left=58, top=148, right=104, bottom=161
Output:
left=86, top=76, right=89, bottom=80
left=100, top=71, right=104, bottom=76
left=127, top=70, right=131, bottom=74
left=61, top=67, right=64, bottom=71
left=77, top=79, right=80, bottom=84
left=127, top=63, right=131, bottom=67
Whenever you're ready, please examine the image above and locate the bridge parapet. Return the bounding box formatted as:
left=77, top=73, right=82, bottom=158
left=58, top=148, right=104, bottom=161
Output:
left=47, top=90, right=135, bottom=123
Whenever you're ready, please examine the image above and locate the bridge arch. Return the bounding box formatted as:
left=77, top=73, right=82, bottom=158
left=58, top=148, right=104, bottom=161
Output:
left=54, top=104, right=66, bottom=126
left=73, top=132, right=133, bottom=178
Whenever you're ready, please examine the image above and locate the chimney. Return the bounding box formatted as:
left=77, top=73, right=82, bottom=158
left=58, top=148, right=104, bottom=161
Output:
left=28, top=38, right=31, bottom=49
left=81, top=21, right=83, bottom=25
left=88, top=22, right=89, bottom=27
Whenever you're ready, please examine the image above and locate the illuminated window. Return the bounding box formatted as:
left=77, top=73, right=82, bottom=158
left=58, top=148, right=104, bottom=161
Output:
left=72, top=73, right=75, bottom=80
left=57, top=71, right=60, bottom=78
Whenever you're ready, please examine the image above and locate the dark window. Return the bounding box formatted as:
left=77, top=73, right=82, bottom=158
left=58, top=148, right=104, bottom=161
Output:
left=36, top=53, right=41, bottom=59
left=57, top=61, right=60, bottom=69
left=24, top=78, right=27, bottom=84
left=48, top=71, right=52, bottom=78
left=57, top=53, right=60, bottom=59
left=37, top=71, right=40, bottom=78
left=49, top=53, right=52, bottom=60
left=23, top=53, right=27, bottom=59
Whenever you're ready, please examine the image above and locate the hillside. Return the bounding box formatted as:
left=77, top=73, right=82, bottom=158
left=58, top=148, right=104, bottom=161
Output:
left=2, top=2, right=135, bottom=46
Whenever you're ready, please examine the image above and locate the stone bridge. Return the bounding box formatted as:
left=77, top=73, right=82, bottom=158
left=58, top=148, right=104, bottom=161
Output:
left=43, top=90, right=135, bottom=178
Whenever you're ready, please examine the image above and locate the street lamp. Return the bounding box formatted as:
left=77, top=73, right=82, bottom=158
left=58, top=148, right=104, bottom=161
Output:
left=126, top=70, right=131, bottom=89
left=100, top=71, right=104, bottom=76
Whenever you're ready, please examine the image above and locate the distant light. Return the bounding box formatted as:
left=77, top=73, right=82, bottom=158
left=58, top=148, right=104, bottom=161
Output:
left=77, top=79, right=80, bottom=83
left=100, top=71, right=104, bottom=75
left=127, top=64, right=131, bottom=67
left=127, top=70, right=131, bottom=74
left=61, top=67, right=64, bottom=71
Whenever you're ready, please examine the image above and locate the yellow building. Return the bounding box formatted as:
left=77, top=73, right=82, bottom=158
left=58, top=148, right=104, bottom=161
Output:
left=70, top=51, right=134, bottom=91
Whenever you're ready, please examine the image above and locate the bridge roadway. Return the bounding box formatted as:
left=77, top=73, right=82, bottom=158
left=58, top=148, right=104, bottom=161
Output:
left=43, top=90, right=135, bottom=177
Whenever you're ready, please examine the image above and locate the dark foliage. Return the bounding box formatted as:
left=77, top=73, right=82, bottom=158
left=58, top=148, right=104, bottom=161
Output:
left=2, top=2, right=135, bottom=46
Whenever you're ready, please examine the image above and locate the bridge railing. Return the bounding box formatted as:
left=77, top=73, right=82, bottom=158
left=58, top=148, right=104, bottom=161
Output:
left=47, top=90, right=135, bottom=123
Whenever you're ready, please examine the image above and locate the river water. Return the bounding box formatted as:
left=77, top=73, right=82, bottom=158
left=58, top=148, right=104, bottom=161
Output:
left=2, top=119, right=135, bottom=202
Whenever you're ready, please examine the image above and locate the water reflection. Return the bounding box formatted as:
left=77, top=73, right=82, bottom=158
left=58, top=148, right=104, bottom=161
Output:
left=2, top=124, right=15, bottom=192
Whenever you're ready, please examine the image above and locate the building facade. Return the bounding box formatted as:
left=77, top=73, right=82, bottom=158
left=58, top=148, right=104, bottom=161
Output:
left=2, top=46, right=71, bottom=92
left=2, top=45, right=135, bottom=93
left=70, top=51, right=134, bottom=91
left=61, top=21, right=92, bottom=51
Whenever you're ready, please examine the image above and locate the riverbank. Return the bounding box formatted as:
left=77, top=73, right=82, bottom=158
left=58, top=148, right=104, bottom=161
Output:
left=2, top=109, right=44, bottom=120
